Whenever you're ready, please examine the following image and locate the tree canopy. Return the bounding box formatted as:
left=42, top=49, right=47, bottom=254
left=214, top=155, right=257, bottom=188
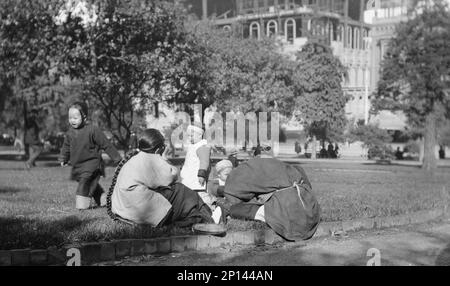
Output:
left=292, top=41, right=348, bottom=157
left=187, top=21, right=296, bottom=115
left=374, top=0, right=450, bottom=171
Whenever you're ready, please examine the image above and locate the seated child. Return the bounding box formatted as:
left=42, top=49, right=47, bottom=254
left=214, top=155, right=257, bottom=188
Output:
left=207, top=159, right=233, bottom=198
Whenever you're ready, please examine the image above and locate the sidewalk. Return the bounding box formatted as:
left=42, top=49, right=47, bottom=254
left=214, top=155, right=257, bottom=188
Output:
left=102, top=219, right=450, bottom=266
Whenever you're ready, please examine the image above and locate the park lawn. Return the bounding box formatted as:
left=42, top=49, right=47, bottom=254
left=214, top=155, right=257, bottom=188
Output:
left=0, top=158, right=449, bottom=250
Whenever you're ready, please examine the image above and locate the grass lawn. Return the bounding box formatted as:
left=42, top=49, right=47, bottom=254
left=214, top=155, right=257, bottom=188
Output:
left=0, top=154, right=449, bottom=250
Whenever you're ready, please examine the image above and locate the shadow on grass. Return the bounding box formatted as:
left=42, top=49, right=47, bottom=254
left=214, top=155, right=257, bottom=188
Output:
left=0, top=186, right=30, bottom=194
left=361, top=162, right=421, bottom=168
left=0, top=154, right=26, bottom=161
left=362, top=161, right=450, bottom=169
left=0, top=153, right=58, bottom=161
left=0, top=215, right=96, bottom=250
left=435, top=243, right=450, bottom=266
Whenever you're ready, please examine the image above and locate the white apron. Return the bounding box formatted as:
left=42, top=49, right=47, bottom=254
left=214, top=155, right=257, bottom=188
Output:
left=180, top=139, right=208, bottom=191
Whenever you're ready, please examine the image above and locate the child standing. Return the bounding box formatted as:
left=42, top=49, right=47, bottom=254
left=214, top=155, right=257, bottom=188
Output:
left=180, top=124, right=216, bottom=210
left=59, top=102, right=122, bottom=210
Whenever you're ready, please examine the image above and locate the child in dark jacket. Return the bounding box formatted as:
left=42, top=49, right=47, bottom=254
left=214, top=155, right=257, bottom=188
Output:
left=59, top=102, right=122, bottom=210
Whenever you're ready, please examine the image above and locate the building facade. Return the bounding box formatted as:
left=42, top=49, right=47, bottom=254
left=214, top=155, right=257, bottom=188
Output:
left=190, top=0, right=373, bottom=124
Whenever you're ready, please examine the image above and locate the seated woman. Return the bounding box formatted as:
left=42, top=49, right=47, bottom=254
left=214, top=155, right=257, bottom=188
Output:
left=106, top=128, right=222, bottom=228
left=214, top=146, right=321, bottom=241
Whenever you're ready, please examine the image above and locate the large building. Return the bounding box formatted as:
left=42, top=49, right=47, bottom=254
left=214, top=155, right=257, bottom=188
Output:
left=185, top=0, right=373, bottom=125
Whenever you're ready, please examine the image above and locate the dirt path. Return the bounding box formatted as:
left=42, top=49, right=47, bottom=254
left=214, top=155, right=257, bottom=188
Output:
left=95, top=219, right=450, bottom=266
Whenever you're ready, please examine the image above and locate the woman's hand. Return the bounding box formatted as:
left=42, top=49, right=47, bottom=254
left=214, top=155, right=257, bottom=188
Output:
left=198, top=176, right=206, bottom=186
left=161, top=145, right=170, bottom=161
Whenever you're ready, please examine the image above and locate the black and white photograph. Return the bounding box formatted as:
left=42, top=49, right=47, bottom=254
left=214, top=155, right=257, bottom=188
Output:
left=1, top=0, right=450, bottom=272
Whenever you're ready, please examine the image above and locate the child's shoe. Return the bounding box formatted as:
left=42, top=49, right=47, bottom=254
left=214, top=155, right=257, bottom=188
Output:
left=99, top=192, right=107, bottom=207
left=76, top=195, right=91, bottom=210
left=211, top=206, right=222, bottom=224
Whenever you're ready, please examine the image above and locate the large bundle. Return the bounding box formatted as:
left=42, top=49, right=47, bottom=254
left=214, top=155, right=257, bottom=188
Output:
left=224, top=157, right=321, bottom=241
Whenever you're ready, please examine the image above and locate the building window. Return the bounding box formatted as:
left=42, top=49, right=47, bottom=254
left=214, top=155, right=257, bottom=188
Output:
left=311, top=20, right=323, bottom=36
left=296, top=18, right=303, bottom=37
left=329, top=22, right=334, bottom=42
left=318, top=22, right=325, bottom=36
left=243, top=0, right=253, bottom=9
left=336, top=25, right=343, bottom=42
left=267, top=20, right=278, bottom=37
left=285, top=18, right=296, bottom=43
left=347, top=26, right=352, bottom=48
left=250, top=22, right=261, bottom=39
left=354, top=28, right=360, bottom=49
left=257, top=0, right=265, bottom=11
left=363, top=29, right=369, bottom=49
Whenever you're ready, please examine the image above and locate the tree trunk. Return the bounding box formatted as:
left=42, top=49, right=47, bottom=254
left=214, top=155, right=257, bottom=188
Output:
left=311, top=135, right=317, bottom=160
left=422, top=111, right=437, bottom=172
left=419, top=136, right=424, bottom=163
left=23, top=101, right=29, bottom=159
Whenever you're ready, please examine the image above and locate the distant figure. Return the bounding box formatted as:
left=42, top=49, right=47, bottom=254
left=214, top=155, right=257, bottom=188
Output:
left=14, top=136, right=24, bottom=152
left=327, top=142, right=335, bottom=158
left=395, top=147, right=404, bottom=160
left=294, top=141, right=301, bottom=156
left=334, top=143, right=339, bottom=158
left=253, top=144, right=271, bottom=158
left=227, top=148, right=239, bottom=168
left=439, top=146, right=445, bottom=159
left=319, top=146, right=328, bottom=158
left=253, top=144, right=262, bottom=157
left=24, top=109, right=43, bottom=169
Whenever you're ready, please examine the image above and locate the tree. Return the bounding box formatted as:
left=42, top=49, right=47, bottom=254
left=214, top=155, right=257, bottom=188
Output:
left=0, top=0, right=80, bottom=153
left=64, top=0, right=195, bottom=149
left=347, top=123, right=393, bottom=160
left=374, top=0, right=450, bottom=172
left=186, top=21, right=296, bottom=115
left=182, top=21, right=297, bottom=147
left=293, top=41, right=349, bottom=159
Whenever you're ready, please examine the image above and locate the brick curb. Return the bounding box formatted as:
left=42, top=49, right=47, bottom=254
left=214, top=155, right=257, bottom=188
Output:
left=0, top=207, right=448, bottom=266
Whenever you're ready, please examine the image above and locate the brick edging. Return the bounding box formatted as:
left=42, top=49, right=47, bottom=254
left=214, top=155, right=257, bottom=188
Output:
left=0, top=207, right=448, bottom=266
